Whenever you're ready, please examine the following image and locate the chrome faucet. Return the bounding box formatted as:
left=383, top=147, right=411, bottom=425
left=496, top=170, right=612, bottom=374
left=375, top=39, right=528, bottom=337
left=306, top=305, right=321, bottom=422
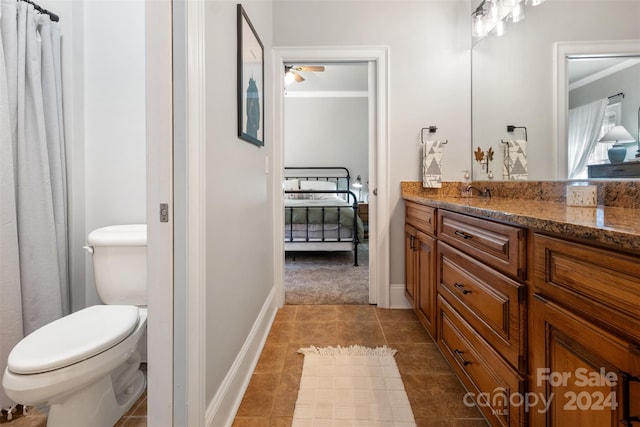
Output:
left=465, top=185, right=492, bottom=198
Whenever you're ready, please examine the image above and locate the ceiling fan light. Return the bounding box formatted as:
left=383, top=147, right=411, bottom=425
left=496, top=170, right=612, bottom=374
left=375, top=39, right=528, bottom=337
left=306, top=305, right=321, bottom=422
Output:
left=284, top=71, right=296, bottom=85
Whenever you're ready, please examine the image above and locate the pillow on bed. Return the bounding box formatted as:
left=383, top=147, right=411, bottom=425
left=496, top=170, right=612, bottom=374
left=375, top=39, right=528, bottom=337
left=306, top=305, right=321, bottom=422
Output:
left=300, top=180, right=339, bottom=200
left=283, top=179, right=299, bottom=199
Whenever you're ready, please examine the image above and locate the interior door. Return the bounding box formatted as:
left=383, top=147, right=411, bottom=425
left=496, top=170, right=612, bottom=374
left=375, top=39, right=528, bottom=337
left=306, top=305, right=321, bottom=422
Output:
left=145, top=1, right=174, bottom=425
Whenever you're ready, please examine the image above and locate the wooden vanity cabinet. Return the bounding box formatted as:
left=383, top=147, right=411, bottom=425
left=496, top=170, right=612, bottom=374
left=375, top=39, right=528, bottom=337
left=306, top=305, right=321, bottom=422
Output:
left=436, top=209, right=527, bottom=427
left=404, top=202, right=437, bottom=337
left=404, top=198, right=640, bottom=427
left=531, top=234, right=640, bottom=427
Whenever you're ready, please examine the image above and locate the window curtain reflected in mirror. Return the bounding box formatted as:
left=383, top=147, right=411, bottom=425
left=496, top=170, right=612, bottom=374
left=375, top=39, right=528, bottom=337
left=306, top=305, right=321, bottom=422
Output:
left=567, top=98, right=607, bottom=179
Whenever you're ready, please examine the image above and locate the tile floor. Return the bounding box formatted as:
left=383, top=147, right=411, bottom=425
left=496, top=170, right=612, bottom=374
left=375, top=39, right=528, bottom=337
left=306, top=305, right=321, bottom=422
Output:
left=114, top=390, right=148, bottom=427
left=2, top=305, right=488, bottom=427
left=232, top=304, right=488, bottom=427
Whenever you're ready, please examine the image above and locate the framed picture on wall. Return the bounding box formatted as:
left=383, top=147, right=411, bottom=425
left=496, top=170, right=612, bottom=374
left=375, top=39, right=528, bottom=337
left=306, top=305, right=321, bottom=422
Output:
left=237, top=4, right=264, bottom=147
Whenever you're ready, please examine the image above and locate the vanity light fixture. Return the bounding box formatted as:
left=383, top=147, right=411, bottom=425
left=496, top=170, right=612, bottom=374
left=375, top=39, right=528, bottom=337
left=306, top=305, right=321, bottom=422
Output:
left=494, top=19, right=506, bottom=37
left=472, top=0, right=545, bottom=41
left=471, top=5, right=485, bottom=38
left=507, top=0, right=525, bottom=23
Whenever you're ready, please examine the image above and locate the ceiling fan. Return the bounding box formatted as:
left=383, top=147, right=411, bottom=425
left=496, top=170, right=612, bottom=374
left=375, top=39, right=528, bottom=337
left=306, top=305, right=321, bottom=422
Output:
left=284, top=65, right=325, bottom=83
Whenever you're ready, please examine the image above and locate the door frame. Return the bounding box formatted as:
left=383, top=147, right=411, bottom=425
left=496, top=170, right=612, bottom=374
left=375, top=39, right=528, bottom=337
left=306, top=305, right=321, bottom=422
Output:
left=272, top=46, right=391, bottom=308
left=146, top=0, right=208, bottom=425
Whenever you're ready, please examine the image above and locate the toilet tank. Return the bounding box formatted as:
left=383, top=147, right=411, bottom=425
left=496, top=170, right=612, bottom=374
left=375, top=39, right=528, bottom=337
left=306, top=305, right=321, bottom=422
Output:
left=87, top=224, right=147, bottom=306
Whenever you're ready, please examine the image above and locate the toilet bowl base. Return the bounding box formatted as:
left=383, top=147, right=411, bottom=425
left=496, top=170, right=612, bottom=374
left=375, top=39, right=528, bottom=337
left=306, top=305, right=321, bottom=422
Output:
left=46, top=369, right=145, bottom=427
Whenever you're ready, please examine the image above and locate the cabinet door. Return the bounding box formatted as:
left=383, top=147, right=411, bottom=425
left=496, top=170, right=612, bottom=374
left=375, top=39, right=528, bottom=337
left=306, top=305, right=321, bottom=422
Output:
left=416, top=230, right=436, bottom=338
left=404, top=224, right=417, bottom=308
left=531, top=296, right=640, bottom=427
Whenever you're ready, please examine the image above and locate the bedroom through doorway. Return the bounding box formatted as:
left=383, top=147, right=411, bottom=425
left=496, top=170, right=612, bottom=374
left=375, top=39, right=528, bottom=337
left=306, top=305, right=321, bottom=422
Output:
left=282, top=62, right=371, bottom=305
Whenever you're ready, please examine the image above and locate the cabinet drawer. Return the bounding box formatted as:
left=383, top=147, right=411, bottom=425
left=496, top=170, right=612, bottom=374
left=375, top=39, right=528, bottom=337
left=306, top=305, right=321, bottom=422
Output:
left=438, top=210, right=526, bottom=280
left=534, top=234, right=640, bottom=343
left=438, top=242, right=526, bottom=372
left=588, top=161, right=640, bottom=178
left=438, top=296, right=525, bottom=427
left=405, top=201, right=436, bottom=236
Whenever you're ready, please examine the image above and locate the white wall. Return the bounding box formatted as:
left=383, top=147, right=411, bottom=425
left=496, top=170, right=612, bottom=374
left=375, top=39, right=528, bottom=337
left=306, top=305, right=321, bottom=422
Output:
left=203, top=0, right=275, bottom=407
left=472, top=0, right=640, bottom=180
left=285, top=95, right=369, bottom=199
left=82, top=1, right=147, bottom=305
left=274, top=0, right=472, bottom=286
left=42, top=0, right=147, bottom=309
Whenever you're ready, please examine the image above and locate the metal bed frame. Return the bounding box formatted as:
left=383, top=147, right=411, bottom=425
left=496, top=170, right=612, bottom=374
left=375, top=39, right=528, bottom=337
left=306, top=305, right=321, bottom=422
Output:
left=284, top=167, right=361, bottom=266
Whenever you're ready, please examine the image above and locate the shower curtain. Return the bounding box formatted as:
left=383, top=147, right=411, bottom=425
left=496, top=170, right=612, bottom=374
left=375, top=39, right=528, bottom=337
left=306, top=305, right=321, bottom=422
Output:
left=0, top=0, right=69, bottom=412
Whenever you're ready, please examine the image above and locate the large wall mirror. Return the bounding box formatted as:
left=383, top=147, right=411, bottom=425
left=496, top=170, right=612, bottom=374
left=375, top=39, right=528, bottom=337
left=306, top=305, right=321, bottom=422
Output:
left=471, top=0, right=640, bottom=181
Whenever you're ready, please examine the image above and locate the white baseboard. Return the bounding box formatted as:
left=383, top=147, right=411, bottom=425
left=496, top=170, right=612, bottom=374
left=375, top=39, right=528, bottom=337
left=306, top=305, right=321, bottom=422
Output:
left=205, top=287, right=279, bottom=427
left=389, top=283, right=413, bottom=309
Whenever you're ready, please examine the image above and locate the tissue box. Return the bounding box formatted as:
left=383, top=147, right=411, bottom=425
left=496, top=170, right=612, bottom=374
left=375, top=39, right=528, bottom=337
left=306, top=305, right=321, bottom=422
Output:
left=566, top=185, right=597, bottom=207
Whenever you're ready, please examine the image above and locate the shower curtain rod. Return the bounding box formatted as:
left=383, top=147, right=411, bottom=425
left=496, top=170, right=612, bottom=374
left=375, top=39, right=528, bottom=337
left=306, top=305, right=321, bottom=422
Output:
left=19, top=0, right=59, bottom=22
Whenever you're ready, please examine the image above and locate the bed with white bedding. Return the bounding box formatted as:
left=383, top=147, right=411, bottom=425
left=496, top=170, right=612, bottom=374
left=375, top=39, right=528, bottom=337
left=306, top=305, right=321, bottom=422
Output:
left=284, top=167, right=364, bottom=266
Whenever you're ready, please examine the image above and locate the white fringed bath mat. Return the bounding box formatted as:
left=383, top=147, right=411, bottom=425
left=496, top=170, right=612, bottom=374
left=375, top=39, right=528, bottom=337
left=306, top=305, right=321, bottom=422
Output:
left=293, top=345, right=417, bottom=427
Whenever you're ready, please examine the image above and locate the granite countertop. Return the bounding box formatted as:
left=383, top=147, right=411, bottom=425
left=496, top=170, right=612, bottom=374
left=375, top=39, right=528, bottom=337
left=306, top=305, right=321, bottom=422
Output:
left=402, top=194, right=640, bottom=252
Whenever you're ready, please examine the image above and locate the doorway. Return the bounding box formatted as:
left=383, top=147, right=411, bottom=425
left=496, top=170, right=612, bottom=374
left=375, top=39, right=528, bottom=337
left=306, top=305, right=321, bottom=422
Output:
left=283, top=63, right=370, bottom=304
left=273, top=47, right=391, bottom=309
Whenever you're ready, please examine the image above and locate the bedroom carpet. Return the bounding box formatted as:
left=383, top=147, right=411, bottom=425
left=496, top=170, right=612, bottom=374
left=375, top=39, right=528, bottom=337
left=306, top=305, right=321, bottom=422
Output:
left=284, top=244, right=369, bottom=305
left=293, top=345, right=416, bottom=426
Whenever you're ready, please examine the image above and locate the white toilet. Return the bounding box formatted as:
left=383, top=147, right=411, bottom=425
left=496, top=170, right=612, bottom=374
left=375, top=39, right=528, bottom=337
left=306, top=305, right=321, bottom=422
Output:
left=2, top=224, right=148, bottom=427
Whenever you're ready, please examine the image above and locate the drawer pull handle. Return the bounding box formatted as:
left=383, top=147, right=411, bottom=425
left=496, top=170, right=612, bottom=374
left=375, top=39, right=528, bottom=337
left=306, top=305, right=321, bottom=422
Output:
left=621, top=372, right=640, bottom=426
left=454, top=349, right=472, bottom=366
left=454, top=230, right=472, bottom=239
left=454, top=283, right=471, bottom=294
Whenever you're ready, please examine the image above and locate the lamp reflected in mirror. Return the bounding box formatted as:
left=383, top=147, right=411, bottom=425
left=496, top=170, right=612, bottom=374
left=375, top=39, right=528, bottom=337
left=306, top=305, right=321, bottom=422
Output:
left=598, top=125, right=635, bottom=164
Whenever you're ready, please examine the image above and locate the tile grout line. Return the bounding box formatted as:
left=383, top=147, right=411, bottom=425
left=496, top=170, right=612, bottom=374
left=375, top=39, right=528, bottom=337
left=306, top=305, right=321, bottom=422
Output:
left=374, top=307, right=391, bottom=346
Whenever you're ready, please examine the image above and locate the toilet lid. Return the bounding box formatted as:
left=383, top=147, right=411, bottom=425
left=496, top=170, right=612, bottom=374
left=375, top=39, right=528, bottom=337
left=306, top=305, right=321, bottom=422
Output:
left=8, top=305, right=140, bottom=374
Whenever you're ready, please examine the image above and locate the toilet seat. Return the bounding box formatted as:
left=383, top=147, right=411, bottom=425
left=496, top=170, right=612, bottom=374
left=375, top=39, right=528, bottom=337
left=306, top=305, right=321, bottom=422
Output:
left=7, top=305, right=140, bottom=374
